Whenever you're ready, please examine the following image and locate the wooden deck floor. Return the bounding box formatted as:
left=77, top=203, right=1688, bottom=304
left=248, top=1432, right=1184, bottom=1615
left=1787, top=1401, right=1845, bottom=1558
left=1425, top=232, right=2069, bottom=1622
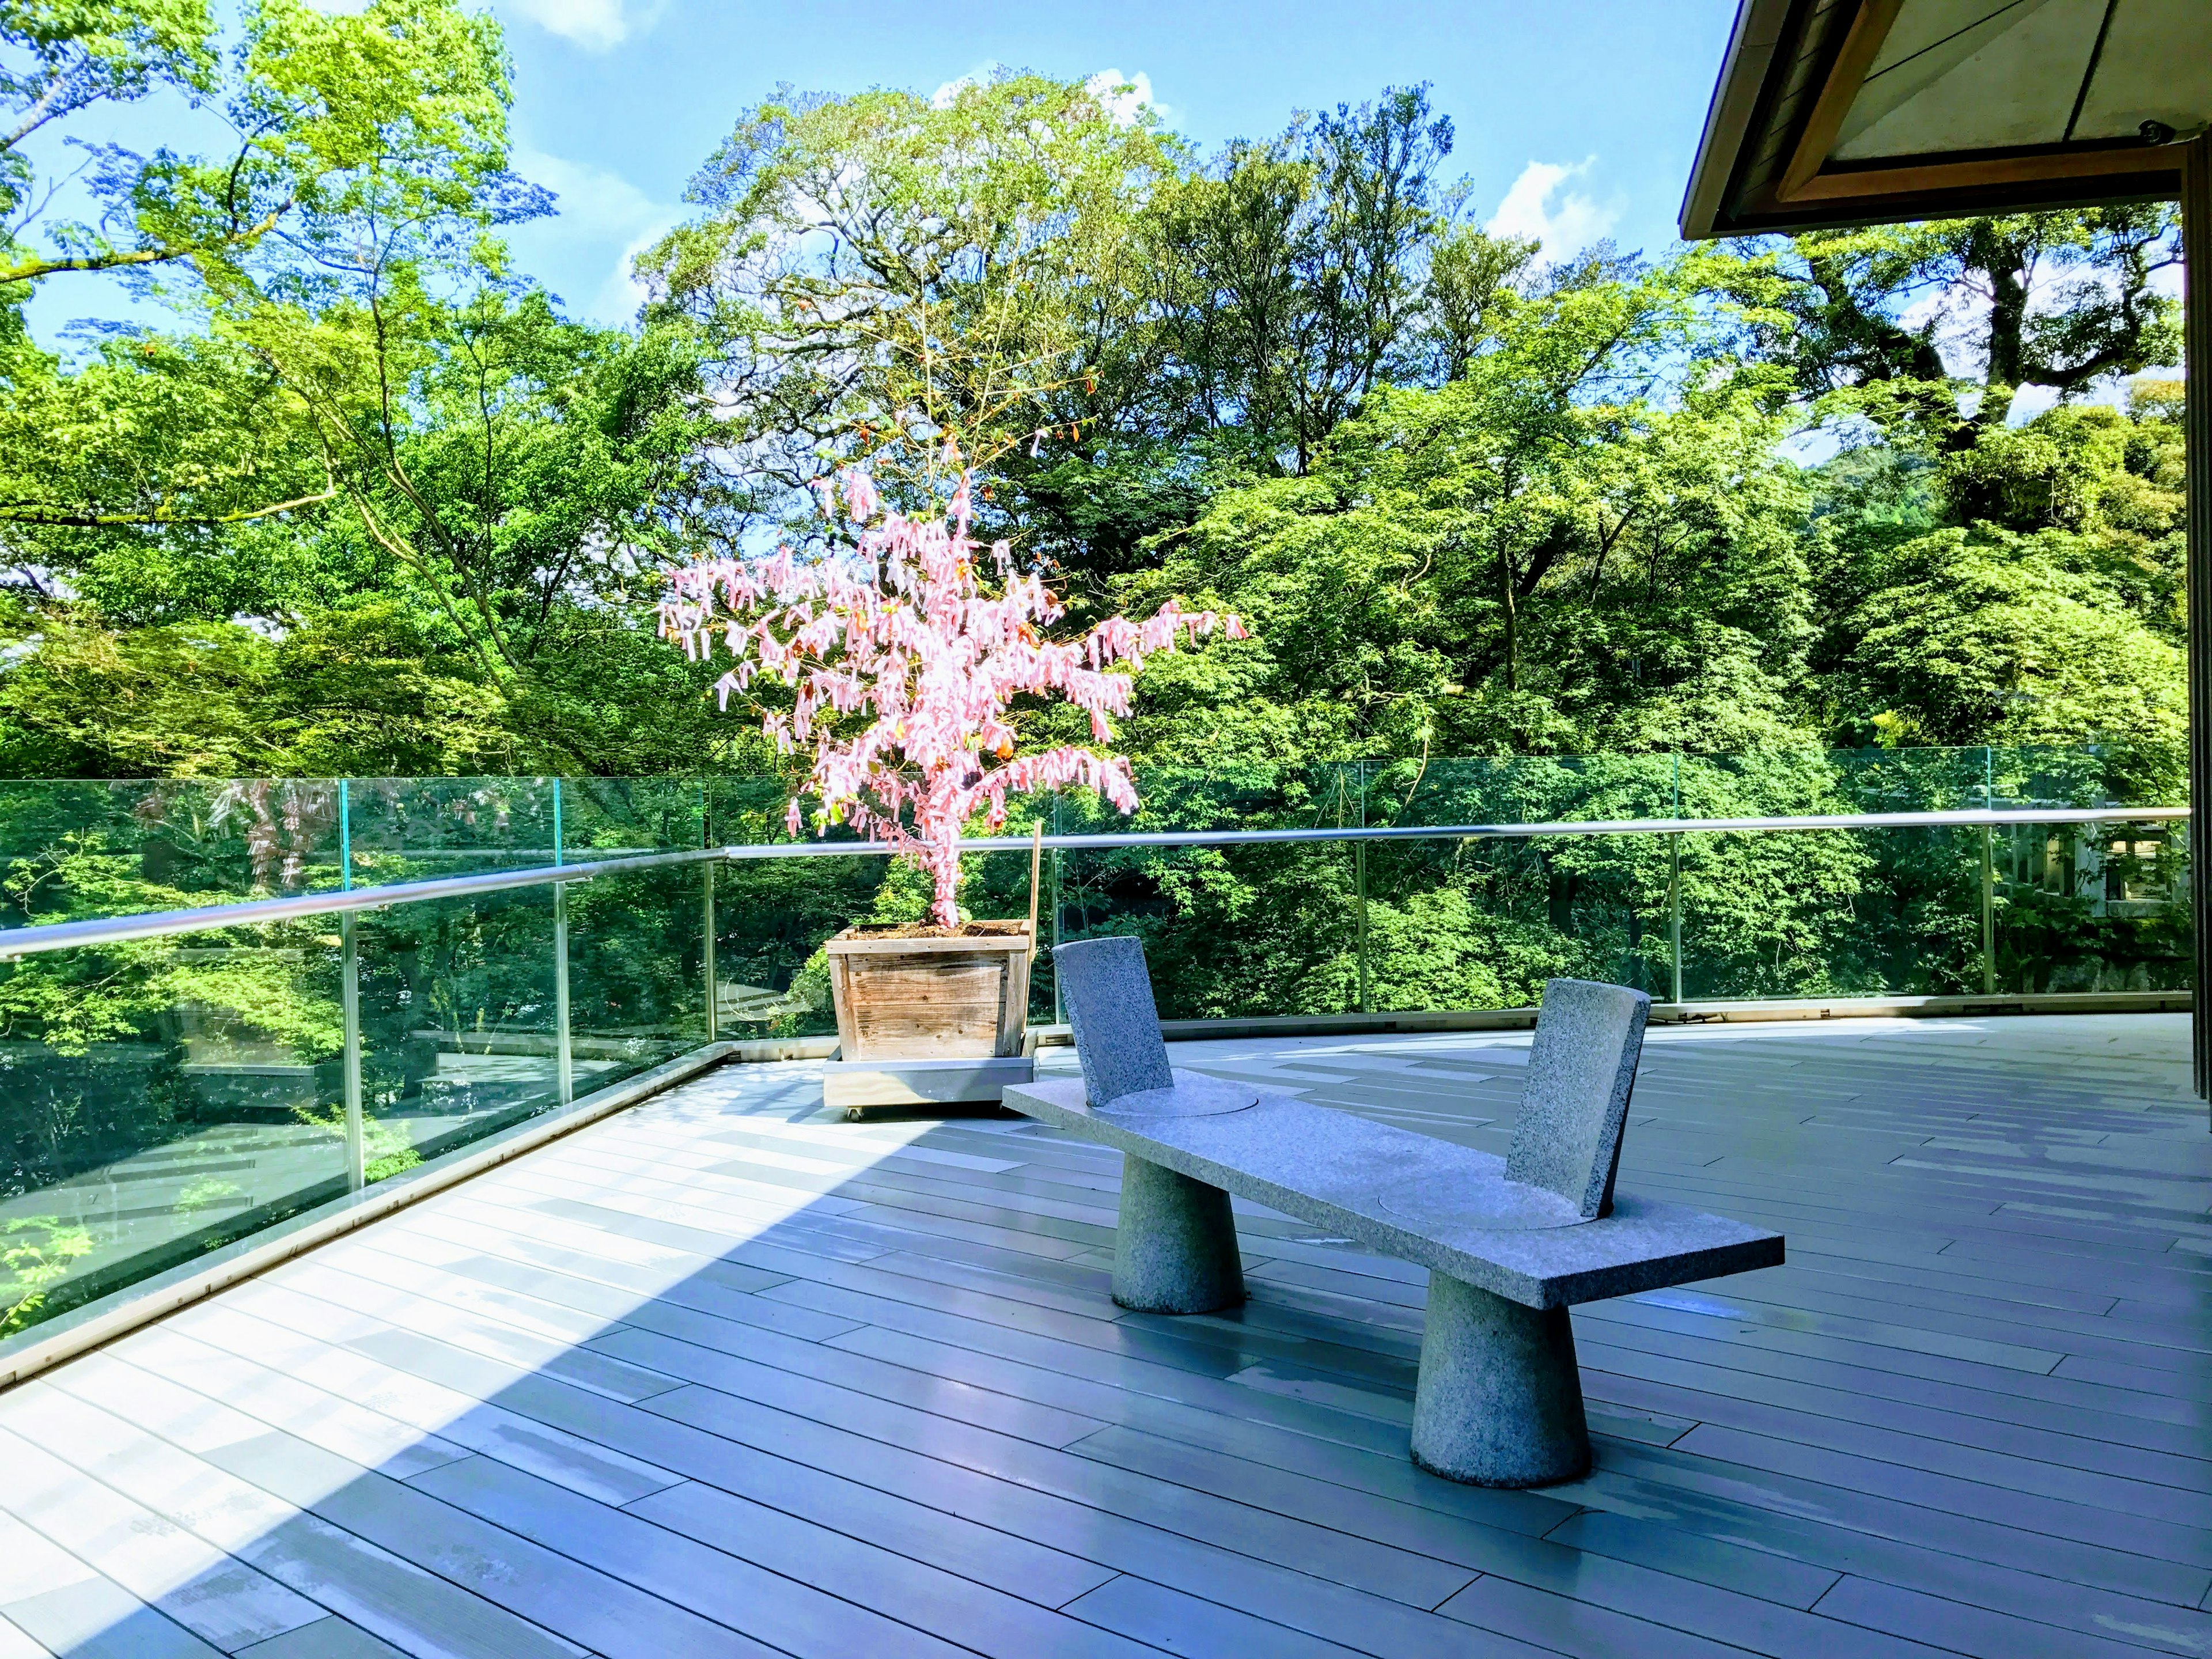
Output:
left=1, top=1013, right=2208, bottom=1658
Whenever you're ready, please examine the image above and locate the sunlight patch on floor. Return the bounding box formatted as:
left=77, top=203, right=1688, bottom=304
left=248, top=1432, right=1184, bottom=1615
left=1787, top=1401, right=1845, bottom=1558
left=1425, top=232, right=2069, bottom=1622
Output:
left=0, top=1057, right=940, bottom=1655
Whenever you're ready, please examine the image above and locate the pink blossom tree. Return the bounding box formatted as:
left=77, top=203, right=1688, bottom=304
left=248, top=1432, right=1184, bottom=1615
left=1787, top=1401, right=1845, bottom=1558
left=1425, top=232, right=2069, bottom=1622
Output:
left=660, top=470, right=1245, bottom=929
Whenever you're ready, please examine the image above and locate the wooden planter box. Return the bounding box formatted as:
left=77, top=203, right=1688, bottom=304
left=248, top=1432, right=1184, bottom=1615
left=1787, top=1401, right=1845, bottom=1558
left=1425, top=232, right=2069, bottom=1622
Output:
left=822, top=919, right=1036, bottom=1116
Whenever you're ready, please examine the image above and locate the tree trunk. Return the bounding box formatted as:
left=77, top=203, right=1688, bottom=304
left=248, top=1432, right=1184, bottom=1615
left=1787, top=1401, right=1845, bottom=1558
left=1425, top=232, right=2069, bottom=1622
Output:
left=1972, top=222, right=2031, bottom=433
left=1499, top=543, right=1518, bottom=692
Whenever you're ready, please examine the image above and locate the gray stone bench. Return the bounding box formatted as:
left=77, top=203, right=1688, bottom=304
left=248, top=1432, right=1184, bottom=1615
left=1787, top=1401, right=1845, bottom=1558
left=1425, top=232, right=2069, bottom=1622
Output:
left=1003, top=938, right=1783, bottom=1488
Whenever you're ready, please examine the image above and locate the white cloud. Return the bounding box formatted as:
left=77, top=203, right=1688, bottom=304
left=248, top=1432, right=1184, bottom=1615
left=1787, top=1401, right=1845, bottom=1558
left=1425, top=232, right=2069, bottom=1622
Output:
left=501, top=0, right=645, bottom=51
left=517, top=147, right=662, bottom=241
left=508, top=147, right=679, bottom=323
left=593, top=221, right=681, bottom=322
left=1485, top=158, right=1618, bottom=257
left=932, top=62, right=1007, bottom=108
left=929, top=65, right=1166, bottom=125
left=1084, top=69, right=1166, bottom=126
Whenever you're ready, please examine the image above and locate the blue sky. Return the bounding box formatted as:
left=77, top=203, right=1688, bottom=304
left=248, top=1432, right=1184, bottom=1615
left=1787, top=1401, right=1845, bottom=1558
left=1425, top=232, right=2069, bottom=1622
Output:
left=17, top=1, right=1741, bottom=342
left=490, top=0, right=1741, bottom=324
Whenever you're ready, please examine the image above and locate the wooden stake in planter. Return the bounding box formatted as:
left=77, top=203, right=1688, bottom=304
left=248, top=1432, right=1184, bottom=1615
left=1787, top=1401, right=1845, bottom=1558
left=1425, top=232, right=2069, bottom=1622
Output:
left=1014, top=819, right=1043, bottom=1041
left=820, top=827, right=1044, bottom=1119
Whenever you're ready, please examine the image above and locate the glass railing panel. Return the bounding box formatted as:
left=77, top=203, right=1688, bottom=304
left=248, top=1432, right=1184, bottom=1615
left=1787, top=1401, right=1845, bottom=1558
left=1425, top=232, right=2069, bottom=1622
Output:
left=1992, top=813, right=2191, bottom=995
left=1668, top=823, right=1956, bottom=1000
left=342, top=777, right=491, bottom=883
left=1797, top=746, right=1991, bottom=815
left=1677, top=748, right=1850, bottom=821
left=964, top=827, right=1055, bottom=1027
left=0, top=778, right=346, bottom=926
left=4, top=768, right=2195, bottom=1361
left=1375, top=755, right=1676, bottom=829
left=567, top=864, right=710, bottom=1087
left=1112, top=763, right=1365, bottom=836
left=562, top=777, right=708, bottom=859
left=1989, top=743, right=2183, bottom=813
left=0, top=921, right=349, bottom=1338
left=709, top=854, right=872, bottom=1041
left=1668, top=811, right=2191, bottom=1002
left=1041, top=770, right=1358, bottom=1021
left=1048, top=838, right=1360, bottom=1021
left=352, top=887, right=562, bottom=1179
left=1357, top=830, right=1673, bottom=1012
left=709, top=774, right=804, bottom=846
left=340, top=777, right=559, bottom=887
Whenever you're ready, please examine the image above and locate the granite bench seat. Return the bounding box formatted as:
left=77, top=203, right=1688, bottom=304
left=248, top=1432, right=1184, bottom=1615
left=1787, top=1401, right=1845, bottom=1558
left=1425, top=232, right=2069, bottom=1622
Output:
left=1003, top=940, right=1784, bottom=1488
left=1002, top=1074, right=1778, bottom=1311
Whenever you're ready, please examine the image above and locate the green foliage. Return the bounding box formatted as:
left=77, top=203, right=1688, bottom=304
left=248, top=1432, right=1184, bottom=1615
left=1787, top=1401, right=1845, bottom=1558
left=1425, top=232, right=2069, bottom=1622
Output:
left=0, top=1214, right=93, bottom=1334
left=642, top=71, right=1180, bottom=494
left=4, top=57, right=2182, bottom=805
left=1143, top=85, right=1459, bottom=472
left=1812, top=391, right=2187, bottom=763
left=0, top=0, right=517, bottom=290
left=1833, top=524, right=2184, bottom=753
left=1700, top=207, right=2181, bottom=447
left=0, top=56, right=2190, bottom=1141
left=1139, top=265, right=1809, bottom=763
left=0, top=828, right=346, bottom=1053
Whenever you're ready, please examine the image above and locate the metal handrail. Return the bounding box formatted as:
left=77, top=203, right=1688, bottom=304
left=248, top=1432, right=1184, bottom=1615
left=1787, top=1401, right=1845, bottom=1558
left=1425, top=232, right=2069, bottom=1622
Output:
left=0, top=847, right=720, bottom=959
left=733, top=803, right=2190, bottom=858
left=0, top=802, right=2186, bottom=959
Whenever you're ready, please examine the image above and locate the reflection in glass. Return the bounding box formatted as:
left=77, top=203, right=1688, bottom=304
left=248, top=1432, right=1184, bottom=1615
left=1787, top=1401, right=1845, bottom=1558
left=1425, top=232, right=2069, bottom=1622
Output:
left=0, top=924, right=348, bottom=1338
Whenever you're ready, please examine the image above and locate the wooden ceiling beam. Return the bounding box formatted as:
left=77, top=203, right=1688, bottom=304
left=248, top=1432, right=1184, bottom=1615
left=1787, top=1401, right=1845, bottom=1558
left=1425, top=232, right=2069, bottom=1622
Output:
left=1778, top=0, right=1904, bottom=201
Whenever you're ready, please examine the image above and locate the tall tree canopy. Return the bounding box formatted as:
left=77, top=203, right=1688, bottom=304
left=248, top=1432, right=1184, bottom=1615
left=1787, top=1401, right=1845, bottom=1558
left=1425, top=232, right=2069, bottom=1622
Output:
left=0, top=61, right=2185, bottom=787
left=1703, top=207, right=2181, bottom=449
left=0, top=0, right=722, bottom=775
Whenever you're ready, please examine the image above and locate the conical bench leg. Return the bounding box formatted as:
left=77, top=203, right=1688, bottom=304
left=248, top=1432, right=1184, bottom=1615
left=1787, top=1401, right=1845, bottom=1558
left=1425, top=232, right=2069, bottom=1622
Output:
left=1112, top=1154, right=1245, bottom=1313
left=1411, top=1271, right=1590, bottom=1487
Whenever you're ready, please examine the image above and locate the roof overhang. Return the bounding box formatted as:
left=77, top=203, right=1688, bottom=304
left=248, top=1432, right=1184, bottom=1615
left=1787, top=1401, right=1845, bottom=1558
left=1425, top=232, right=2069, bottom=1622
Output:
left=1680, top=0, right=2211, bottom=238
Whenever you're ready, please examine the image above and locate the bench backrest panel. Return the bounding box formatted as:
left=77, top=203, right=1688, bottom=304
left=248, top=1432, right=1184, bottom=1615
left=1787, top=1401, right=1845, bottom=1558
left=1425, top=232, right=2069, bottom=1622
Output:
left=1508, top=979, right=1651, bottom=1219
left=1054, top=937, right=1175, bottom=1104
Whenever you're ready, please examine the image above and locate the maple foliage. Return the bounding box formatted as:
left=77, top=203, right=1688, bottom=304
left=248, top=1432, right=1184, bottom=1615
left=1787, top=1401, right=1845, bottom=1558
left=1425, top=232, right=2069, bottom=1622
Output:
left=661, top=469, right=1244, bottom=926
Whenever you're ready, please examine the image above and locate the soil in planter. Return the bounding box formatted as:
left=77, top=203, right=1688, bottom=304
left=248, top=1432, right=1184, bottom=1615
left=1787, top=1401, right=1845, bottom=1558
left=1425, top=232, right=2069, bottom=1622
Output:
left=848, top=920, right=1029, bottom=940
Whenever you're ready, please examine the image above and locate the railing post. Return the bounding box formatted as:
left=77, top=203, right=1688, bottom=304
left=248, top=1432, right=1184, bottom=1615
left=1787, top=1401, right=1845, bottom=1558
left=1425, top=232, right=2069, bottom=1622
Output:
left=1355, top=840, right=1369, bottom=1013
left=1981, top=824, right=1998, bottom=994
left=2182, top=132, right=2212, bottom=1102
left=701, top=779, right=718, bottom=1041
left=553, top=778, right=573, bottom=1106
left=703, top=861, right=719, bottom=1042
left=1980, top=746, right=1997, bottom=995
left=1669, top=832, right=1684, bottom=1006
left=1051, top=792, right=1065, bottom=1025
left=1668, top=753, right=1684, bottom=1005
left=338, top=779, right=365, bottom=1190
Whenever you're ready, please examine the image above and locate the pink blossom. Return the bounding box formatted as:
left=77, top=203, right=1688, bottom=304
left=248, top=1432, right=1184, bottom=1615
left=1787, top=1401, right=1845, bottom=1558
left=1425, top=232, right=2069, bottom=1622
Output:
left=660, top=473, right=1247, bottom=928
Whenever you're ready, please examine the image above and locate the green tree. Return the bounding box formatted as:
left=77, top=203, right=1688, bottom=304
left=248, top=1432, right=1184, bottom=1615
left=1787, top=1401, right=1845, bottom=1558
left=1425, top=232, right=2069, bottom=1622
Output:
left=641, top=73, right=1179, bottom=505
left=0, top=0, right=518, bottom=291
left=1705, top=207, right=2180, bottom=449
left=1812, top=388, right=2187, bottom=765
left=1132, top=254, right=1806, bottom=763
left=1144, top=85, right=1457, bottom=474
left=253, top=287, right=705, bottom=681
